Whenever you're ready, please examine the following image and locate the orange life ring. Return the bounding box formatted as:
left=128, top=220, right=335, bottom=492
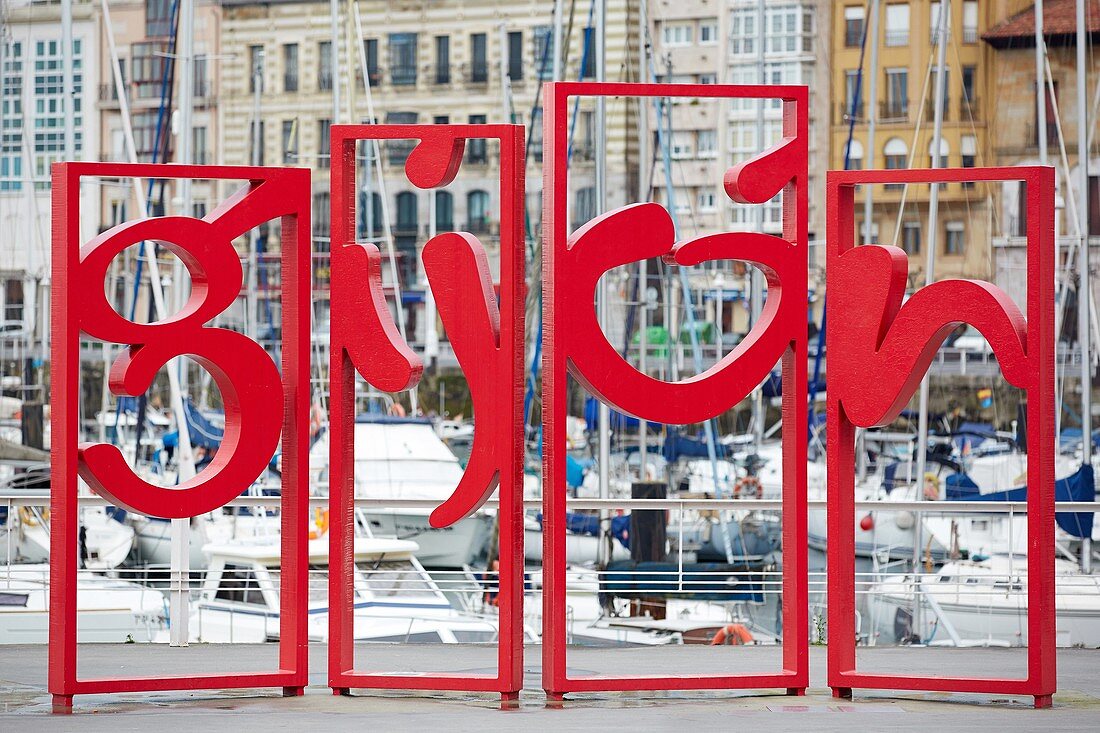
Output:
left=733, top=476, right=762, bottom=499
left=710, top=623, right=754, bottom=646
left=308, top=507, right=329, bottom=539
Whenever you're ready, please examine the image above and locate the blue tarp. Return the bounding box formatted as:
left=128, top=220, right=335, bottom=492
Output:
left=946, top=464, right=1096, bottom=539
left=566, top=455, right=591, bottom=488
left=661, top=428, right=731, bottom=463
left=534, top=512, right=630, bottom=547
left=182, top=398, right=224, bottom=450
left=602, top=560, right=764, bottom=603
left=583, top=396, right=641, bottom=432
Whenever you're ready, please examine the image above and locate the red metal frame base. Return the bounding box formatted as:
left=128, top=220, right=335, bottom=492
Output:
left=541, top=81, right=810, bottom=695
left=825, top=166, right=1056, bottom=705
left=327, top=125, right=525, bottom=699
left=49, top=163, right=311, bottom=708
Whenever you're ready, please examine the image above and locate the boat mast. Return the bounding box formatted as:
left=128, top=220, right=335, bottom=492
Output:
left=913, top=0, right=950, bottom=602
left=595, top=0, right=610, bottom=567
left=1076, top=0, right=1092, bottom=572
left=637, top=0, right=649, bottom=477
left=168, top=0, right=197, bottom=650
left=749, top=0, right=765, bottom=449
left=862, top=0, right=880, bottom=246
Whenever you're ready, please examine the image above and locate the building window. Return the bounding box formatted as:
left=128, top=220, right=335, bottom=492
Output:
left=146, top=0, right=174, bottom=38
left=730, top=10, right=757, bottom=55
left=884, top=68, right=908, bottom=119
left=313, top=192, right=330, bottom=238
left=928, top=136, right=949, bottom=168
left=945, top=222, right=964, bottom=255
left=193, top=126, right=207, bottom=164
left=1, top=40, right=24, bottom=192
left=531, top=106, right=543, bottom=162
left=358, top=191, right=383, bottom=238
left=671, top=132, right=693, bottom=159
left=395, top=191, right=418, bottom=234
left=662, top=23, right=693, bottom=47
left=507, top=31, right=523, bottom=81
left=248, top=119, right=265, bottom=166
left=435, top=36, right=450, bottom=84
left=30, top=38, right=84, bottom=185
left=282, top=44, right=298, bottom=92
left=318, top=41, right=333, bottom=91
left=433, top=115, right=449, bottom=124
left=575, top=110, right=594, bottom=160
left=699, top=19, right=718, bottom=45
left=364, top=39, right=379, bottom=86
left=902, top=222, right=921, bottom=254
left=885, top=4, right=909, bottom=46
left=961, top=135, right=976, bottom=187
left=844, top=69, right=863, bottom=118
left=194, top=55, right=208, bottom=97
left=385, top=111, right=418, bottom=165
left=698, top=190, right=717, bottom=213
left=573, top=186, right=596, bottom=228
left=390, top=33, right=418, bottom=86
left=467, top=189, right=490, bottom=232
left=845, top=138, right=864, bottom=170
left=582, top=27, right=595, bottom=78
left=467, top=114, right=487, bottom=162
left=470, top=33, right=488, bottom=83
left=844, top=6, right=865, bottom=47
left=435, top=190, right=454, bottom=231
left=282, top=120, right=297, bottom=164
left=132, top=41, right=169, bottom=99
left=883, top=137, right=908, bottom=189
left=962, top=1, right=979, bottom=43
left=1089, top=177, right=1100, bottom=236
left=249, top=45, right=264, bottom=93
left=534, top=25, right=554, bottom=80
left=699, top=73, right=717, bottom=84
left=930, top=2, right=950, bottom=44
left=318, top=119, right=331, bottom=169
left=697, top=130, right=717, bottom=159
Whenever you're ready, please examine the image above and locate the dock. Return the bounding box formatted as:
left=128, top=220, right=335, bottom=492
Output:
left=2, top=645, right=1099, bottom=729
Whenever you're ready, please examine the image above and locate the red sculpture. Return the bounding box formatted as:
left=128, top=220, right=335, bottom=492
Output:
left=541, top=81, right=809, bottom=696
left=50, top=163, right=312, bottom=711
left=825, top=166, right=1056, bottom=708
left=327, top=124, right=526, bottom=698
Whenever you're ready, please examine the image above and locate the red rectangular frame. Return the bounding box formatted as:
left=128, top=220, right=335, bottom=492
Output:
left=327, top=124, right=526, bottom=698
left=49, top=162, right=311, bottom=712
left=541, top=81, right=809, bottom=696
left=825, top=165, right=1056, bottom=708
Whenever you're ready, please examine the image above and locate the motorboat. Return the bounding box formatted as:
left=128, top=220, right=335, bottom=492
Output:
left=310, top=414, right=493, bottom=568
left=190, top=536, right=524, bottom=644
left=0, top=565, right=166, bottom=644
left=866, top=555, right=1100, bottom=648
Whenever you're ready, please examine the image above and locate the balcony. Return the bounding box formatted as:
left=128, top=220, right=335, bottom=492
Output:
left=879, top=101, right=909, bottom=122
left=465, top=218, right=492, bottom=234
left=924, top=100, right=950, bottom=122
left=836, top=101, right=864, bottom=124
left=958, top=95, right=980, bottom=120
left=963, top=27, right=979, bottom=44
left=884, top=31, right=909, bottom=47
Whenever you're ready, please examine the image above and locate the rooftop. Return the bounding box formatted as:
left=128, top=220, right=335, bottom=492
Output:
left=983, top=0, right=1100, bottom=48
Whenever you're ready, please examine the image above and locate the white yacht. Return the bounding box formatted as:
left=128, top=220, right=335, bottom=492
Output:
left=0, top=565, right=166, bottom=644
left=310, top=415, right=494, bottom=568
left=866, top=556, right=1100, bottom=648
left=190, top=536, right=519, bottom=644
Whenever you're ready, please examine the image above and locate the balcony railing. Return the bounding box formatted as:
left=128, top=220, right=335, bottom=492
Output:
left=466, top=218, right=491, bottom=234
left=884, top=31, right=909, bottom=46
left=879, top=100, right=909, bottom=122
left=318, top=72, right=333, bottom=91
left=957, top=95, right=980, bottom=120
left=963, top=27, right=979, bottom=44
left=925, top=100, right=950, bottom=121
left=836, top=101, right=864, bottom=124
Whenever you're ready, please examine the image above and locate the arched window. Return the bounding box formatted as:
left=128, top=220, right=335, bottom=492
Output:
left=467, top=190, right=490, bottom=232
left=396, top=191, right=418, bottom=233
left=884, top=137, right=908, bottom=168
left=927, top=136, right=950, bottom=167
left=845, top=138, right=864, bottom=170
left=435, top=191, right=454, bottom=231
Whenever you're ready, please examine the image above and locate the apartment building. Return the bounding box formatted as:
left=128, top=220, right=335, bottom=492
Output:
left=982, top=0, right=1100, bottom=327
left=831, top=0, right=992, bottom=283
left=649, top=0, right=829, bottom=337
left=219, top=0, right=639, bottom=354
left=0, top=0, right=99, bottom=349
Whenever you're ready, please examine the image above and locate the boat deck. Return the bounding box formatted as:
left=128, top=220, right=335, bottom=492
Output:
left=2, top=644, right=1100, bottom=729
